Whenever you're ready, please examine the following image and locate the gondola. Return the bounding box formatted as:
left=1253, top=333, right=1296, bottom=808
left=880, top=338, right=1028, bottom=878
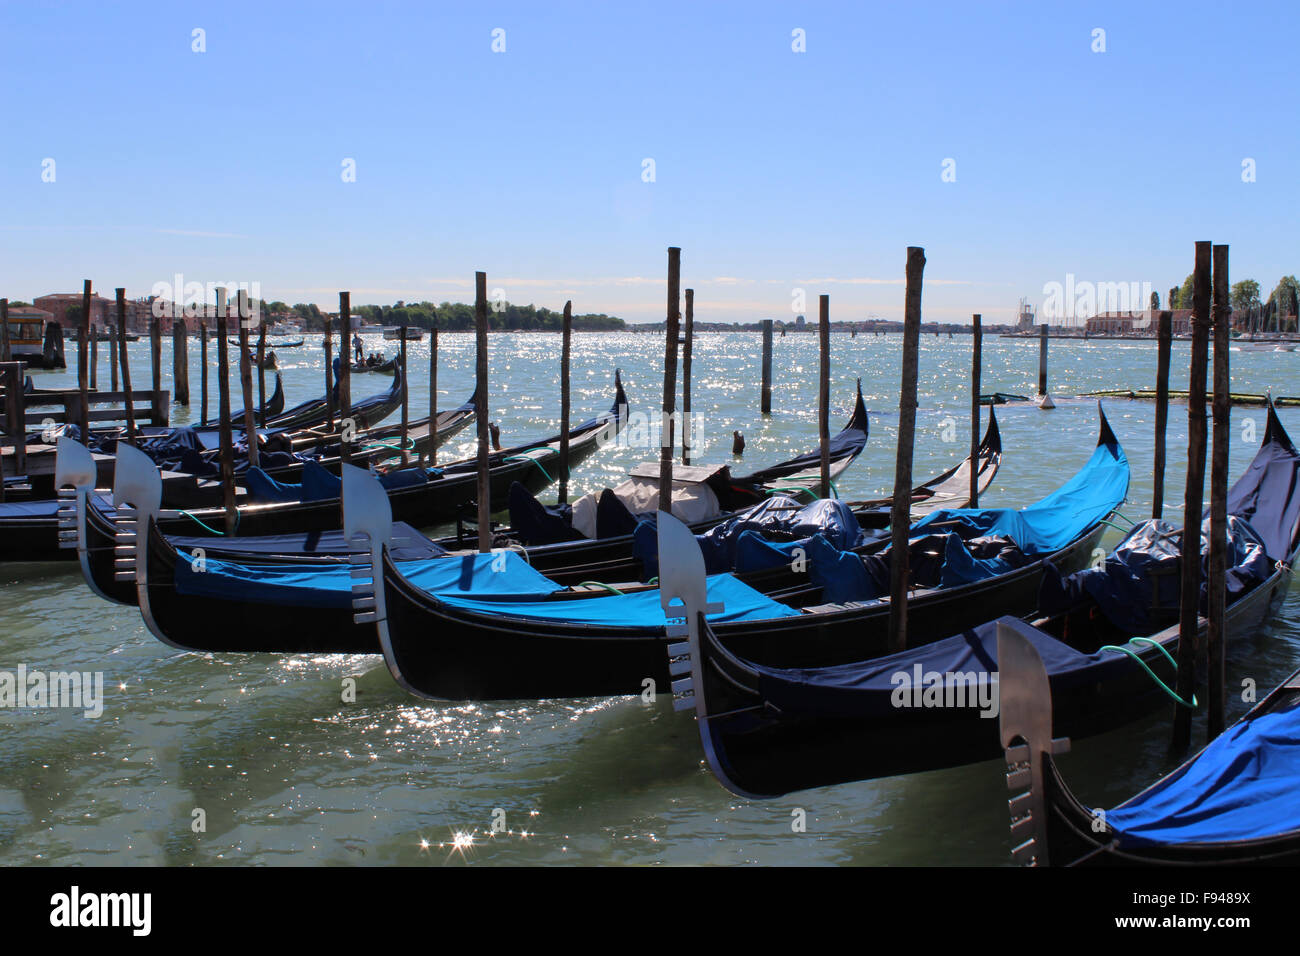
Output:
left=247, top=362, right=406, bottom=433
left=997, top=624, right=1300, bottom=866
left=22, top=372, right=608, bottom=566
left=670, top=403, right=1298, bottom=798
left=87, top=377, right=629, bottom=651
left=222, top=371, right=286, bottom=424
left=65, top=390, right=985, bottom=621
left=346, top=407, right=1124, bottom=701
left=178, top=389, right=478, bottom=488
left=0, top=370, right=416, bottom=559
left=491, top=384, right=961, bottom=584
left=350, top=358, right=396, bottom=374
left=228, top=336, right=304, bottom=348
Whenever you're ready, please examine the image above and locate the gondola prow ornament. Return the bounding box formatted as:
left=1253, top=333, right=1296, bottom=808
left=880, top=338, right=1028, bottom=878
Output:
left=997, top=622, right=1072, bottom=867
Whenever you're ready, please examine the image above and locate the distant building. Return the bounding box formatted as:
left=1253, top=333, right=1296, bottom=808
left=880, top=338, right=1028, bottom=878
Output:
left=33, top=292, right=158, bottom=332
left=1086, top=309, right=1193, bottom=335
left=1017, top=298, right=1036, bottom=331
left=34, top=293, right=114, bottom=328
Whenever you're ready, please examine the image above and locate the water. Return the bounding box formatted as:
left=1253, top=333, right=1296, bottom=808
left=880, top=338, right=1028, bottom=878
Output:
left=2, top=331, right=1297, bottom=865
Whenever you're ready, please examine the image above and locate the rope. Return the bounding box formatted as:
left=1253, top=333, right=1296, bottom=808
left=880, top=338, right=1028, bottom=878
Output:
left=1110, top=510, right=1138, bottom=527
left=577, top=581, right=624, bottom=595
left=1098, top=637, right=1197, bottom=709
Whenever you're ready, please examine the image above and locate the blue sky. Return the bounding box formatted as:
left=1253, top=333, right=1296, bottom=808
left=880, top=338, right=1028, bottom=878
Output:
left=2, top=0, right=1296, bottom=323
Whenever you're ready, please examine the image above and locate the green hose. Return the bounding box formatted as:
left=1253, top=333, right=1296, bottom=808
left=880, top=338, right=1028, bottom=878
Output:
left=1098, top=637, right=1197, bottom=708
left=504, top=452, right=553, bottom=483
left=577, top=581, right=624, bottom=595
left=176, top=509, right=238, bottom=536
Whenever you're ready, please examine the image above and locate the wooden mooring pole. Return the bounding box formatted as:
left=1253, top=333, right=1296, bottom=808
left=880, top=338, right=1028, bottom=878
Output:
left=338, top=292, right=352, bottom=464
left=215, top=289, right=237, bottom=536
left=682, top=289, right=694, bottom=466
left=110, top=316, right=119, bottom=392
left=760, top=318, right=773, bottom=415
left=0, top=299, right=9, bottom=362
left=1207, top=244, right=1231, bottom=741
left=78, top=280, right=91, bottom=442
left=558, top=301, right=573, bottom=504
left=324, top=316, right=335, bottom=433
left=116, top=289, right=136, bottom=445
left=173, top=317, right=189, bottom=406
left=1173, top=241, right=1212, bottom=752
left=659, top=248, right=681, bottom=514
left=428, top=324, right=438, bottom=466
left=237, top=290, right=259, bottom=470
left=399, top=323, right=409, bottom=464
left=970, top=314, right=982, bottom=508
left=89, top=325, right=98, bottom=390
left=818, top=294, right=831, bottom=499
left=149, top=308, right=162, bottom=407
left=199, top=320, right=208, bottom=424
left=887, top=247, right=925, bottom=654
left=475, top=272, right=491, bottom=552
left=1152, top=310, right=1173, bottom=519
left=1037, top=322, right=1049, bottom=397
left=256, top=316, right=266, bottom=426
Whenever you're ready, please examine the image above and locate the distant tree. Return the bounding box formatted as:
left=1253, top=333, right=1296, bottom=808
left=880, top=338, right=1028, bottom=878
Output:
left=1149, top=290, right=1160, bottom=310
left=1230, top=279, right=1261, bottom=316
left=1268, top=277, right=1300, bottom=332
left=1174, top=274, right=1195, bottom=310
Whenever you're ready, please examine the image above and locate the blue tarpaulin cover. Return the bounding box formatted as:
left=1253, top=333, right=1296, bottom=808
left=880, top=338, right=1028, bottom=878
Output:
left=174, top=550, right=560, bottom=609
left=433, top=573, right=802, bottom=628
left=1103, top=698, right=1300, bottom=845
left=910, top=434, right=1129, bottom=556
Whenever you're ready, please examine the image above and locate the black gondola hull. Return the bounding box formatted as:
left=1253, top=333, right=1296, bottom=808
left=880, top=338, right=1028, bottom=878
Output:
left=376, top=524, right=1106, bottom=701
left=697, top=559, right=1291, bottom=797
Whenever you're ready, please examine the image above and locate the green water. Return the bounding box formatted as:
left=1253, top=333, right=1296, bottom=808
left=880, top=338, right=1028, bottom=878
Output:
left=1, top=331, right=1296, bottom=865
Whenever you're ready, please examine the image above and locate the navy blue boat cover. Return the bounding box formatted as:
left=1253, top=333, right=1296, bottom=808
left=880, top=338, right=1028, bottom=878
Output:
left=1103, top=695, right=1300, bottom=844
left=635, top=497, right=865, bottom=579
left=746, top=616, right=1134, bottom=718
left=910, top=434, right=1129, bottom=556
left=167, top=522, right=445, bottom=561
left=1223, top=405, right=1300, bottom=564
left=1040, top=515, right=1272, bottom=632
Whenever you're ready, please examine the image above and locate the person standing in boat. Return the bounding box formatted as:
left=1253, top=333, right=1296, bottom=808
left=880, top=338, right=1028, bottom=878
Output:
left=353, top=332, right=363, bottom=363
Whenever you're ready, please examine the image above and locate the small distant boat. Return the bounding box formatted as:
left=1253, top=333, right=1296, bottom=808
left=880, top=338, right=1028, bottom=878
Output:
left=228, top=337, right=303, bottom=349
left=383, top=327, right=424, bottom=341
left=6, top=314, right=66, bottom=369
left=351, top=356, right=396, bottom=373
